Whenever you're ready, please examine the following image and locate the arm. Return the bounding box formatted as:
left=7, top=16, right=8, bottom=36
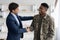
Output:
left=6, top=18, right=27, bottom=34
left=19, top=16, right=33, bottom=21
left=47, top=18, right=55, bottom=40
left=29, top=17, right=35, bottom=31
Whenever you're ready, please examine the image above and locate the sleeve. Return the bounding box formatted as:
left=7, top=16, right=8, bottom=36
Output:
left=6, top=18, right=27, bottom=34
left=19, top=16, right=33, bottom=21
left=29, top=17, right=35, bottom=31
left=47, top=17, right=55, bottom=40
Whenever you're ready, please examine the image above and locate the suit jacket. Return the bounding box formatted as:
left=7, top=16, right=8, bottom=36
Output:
left=30, top=14, right=55, bottom=40
left=6, top=13, right=33, bottom=40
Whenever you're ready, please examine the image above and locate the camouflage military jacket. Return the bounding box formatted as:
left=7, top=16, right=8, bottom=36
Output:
left=30, top=14, right=55, bottom=40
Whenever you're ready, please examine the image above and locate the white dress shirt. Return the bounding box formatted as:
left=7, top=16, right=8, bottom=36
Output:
left=11, top=13, right=20, bottom=25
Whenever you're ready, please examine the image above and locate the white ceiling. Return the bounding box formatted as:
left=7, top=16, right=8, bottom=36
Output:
left=0, top=0, right=55, bottom=6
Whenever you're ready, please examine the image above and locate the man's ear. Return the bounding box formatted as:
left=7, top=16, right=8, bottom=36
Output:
left=12, top=10, right=14, bottom=12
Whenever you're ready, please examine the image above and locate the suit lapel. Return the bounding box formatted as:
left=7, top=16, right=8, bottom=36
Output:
left=9, top=13, right=19, bottom=26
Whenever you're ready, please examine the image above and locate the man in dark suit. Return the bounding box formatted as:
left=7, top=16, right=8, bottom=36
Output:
left=6, top=2, right=33, bottom=40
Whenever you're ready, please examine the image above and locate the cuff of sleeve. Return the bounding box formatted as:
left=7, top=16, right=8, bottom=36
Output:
left=23, top=28, right=27, bottom=32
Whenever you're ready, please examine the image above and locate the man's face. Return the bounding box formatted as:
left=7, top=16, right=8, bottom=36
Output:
left=38, top=5, right=47, bottom=15
left=12, top=7, right=19, bottom=14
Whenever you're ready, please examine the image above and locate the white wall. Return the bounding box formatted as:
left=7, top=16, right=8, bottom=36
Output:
left=0, top=0, right=55, bottom=6
left=0, top=0, right=56, bottom=40
left=56, top=0, right=60, bottom=40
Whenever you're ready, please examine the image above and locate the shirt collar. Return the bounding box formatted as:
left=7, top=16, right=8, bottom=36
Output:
left=11, top=12, right=18, bottom=16
left=11, top=12, right=17, bottom=18
left=44, top=14, right=47, bottom=19
left=39, top=14, right=47, bottom=19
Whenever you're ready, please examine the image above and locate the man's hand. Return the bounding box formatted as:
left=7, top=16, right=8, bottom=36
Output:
left=26, top=27, right=31, bottom=32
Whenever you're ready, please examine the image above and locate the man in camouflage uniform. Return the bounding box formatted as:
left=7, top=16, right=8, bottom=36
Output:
left=27, top=3, right=55, bottom=40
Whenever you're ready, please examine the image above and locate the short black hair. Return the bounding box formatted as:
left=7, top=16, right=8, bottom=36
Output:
left=8, top=2, right=19, bottom=12
left=41, top=3, right=49, bottom=9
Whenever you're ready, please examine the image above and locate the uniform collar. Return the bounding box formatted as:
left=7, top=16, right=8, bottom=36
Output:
left=39, top=14, right=47, bottom=19
left=44, top=14, right=47, bottom=19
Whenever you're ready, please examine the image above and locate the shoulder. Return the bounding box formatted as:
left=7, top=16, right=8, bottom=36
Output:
left=47, top=14, right=54, bottom=22
left=34, top=14, right=39, bottom=19
left=6, top=14, right=14, bottom=21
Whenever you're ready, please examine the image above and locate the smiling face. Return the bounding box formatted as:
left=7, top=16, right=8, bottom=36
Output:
left=38, top=5, right=48, bottom=15
left=12, top=7, right=19, bottom=14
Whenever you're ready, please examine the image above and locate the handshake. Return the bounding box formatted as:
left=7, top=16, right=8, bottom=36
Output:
left=26, top=27, right=31, bottom=32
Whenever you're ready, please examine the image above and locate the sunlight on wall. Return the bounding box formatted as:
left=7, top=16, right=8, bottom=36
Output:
left=51, top=1, right=59, bottom=28
left=51, top=1, right=59, bottom=40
